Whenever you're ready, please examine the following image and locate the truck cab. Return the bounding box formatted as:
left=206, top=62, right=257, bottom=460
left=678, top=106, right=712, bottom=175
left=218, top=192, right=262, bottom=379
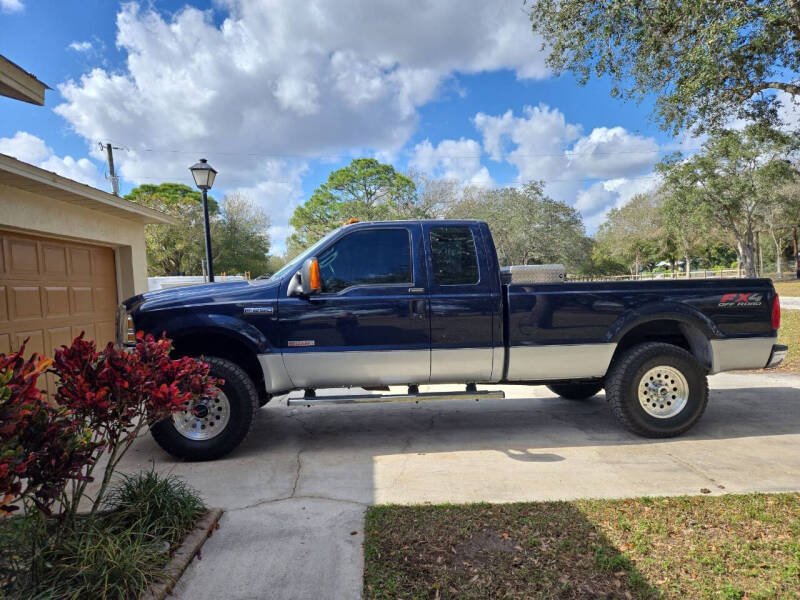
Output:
left=275, top=220, right=501, bottom=389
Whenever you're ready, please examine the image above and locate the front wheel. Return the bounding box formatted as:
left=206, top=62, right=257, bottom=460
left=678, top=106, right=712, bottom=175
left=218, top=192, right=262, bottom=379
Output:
left=605, top=342, right=708, bottom=438
left=546, top=381, right=603, bottom=400
left=151, top=356, right=258, bottom=460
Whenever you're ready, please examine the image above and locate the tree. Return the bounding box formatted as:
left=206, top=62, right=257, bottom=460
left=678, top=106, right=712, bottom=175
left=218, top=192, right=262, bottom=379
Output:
left=445, top=182, right=591, bottom=269
left=527, top=0, right=800, bottom=133
left=594, top=193, right=664, bottom=275
left=574, top=250, right=630, bottom=278
left=126, top=183, right=218, bottom=276
left=212, top=192, right=271, bottom=276
left=658, top=124, right=800, bottom=277
left=128, top=184, right=272, bottom=277
left=125, top=182, right=219, bottom=214
left=661, top=189, right=708, bottom=277
left=762, top=181, right=800, bottom=276
left=288, top=158, right=425, bottom=252
left=407, top=168, right=462, bottom=218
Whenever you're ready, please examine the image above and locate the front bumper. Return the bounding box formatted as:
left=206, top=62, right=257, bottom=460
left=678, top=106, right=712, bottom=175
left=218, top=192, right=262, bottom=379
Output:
left=765, top=344, right=788, bottom=369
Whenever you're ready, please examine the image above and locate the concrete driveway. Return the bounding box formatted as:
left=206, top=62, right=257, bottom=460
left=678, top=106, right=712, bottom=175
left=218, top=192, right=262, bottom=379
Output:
left=114, top=371, right=800, bottom=600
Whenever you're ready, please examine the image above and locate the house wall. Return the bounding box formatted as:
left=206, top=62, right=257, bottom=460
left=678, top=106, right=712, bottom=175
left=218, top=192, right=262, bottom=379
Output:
left=0, top=183, right=149, bottom=298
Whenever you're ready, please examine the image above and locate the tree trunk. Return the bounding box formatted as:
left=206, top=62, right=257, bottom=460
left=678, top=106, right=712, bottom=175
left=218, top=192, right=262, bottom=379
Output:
left=756, top=233, right=763, bottom=276
left=736, top=239, right=758, bottom=278
left=685, top=254, right=691, bottom=278
left=775, top=241, right=783, bottom=278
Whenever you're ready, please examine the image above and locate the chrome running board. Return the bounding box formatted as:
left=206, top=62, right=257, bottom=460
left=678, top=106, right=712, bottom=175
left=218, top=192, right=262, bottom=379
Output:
left=287, top=389, right=505, bottom=407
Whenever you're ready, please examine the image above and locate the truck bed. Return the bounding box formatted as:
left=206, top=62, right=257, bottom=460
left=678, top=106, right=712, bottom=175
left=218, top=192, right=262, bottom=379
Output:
left=502, top=278, right=776, bottom=381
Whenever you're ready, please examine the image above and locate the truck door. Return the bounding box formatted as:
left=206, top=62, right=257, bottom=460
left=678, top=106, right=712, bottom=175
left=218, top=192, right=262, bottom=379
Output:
left=422, top=222, right=501, bottom=383
left=278, top=223, right=430, bottom=388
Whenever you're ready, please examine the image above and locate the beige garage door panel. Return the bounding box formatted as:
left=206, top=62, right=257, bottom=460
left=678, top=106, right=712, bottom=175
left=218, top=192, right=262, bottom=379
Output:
left=0, top=230, right=118, bottom=362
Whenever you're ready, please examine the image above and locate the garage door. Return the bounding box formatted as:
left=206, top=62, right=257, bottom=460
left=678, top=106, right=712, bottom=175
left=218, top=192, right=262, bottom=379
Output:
left=0, top=230, right=118, bottom=367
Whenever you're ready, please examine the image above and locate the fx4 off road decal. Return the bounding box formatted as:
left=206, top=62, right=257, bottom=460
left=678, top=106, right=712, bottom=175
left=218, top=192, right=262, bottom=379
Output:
left=719, top=293, right=763, bottom=307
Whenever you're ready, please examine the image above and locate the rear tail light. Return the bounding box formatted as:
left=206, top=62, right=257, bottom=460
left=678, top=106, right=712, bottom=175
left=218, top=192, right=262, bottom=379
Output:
left=772, top=294, right=781, bottom=330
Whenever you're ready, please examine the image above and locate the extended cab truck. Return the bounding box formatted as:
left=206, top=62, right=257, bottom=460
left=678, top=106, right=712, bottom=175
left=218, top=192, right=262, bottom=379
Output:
left=118, top=220, right=787, bottom=460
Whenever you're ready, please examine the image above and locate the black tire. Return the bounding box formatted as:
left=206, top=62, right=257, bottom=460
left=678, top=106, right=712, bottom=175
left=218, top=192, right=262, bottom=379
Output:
left=546, top=381, right=604, bottom=400
left=151, top=357, right=258, bottom=460
left=605, top=342, right=708, bottom=438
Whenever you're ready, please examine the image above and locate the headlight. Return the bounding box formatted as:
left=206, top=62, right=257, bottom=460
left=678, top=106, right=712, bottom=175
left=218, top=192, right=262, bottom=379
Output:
left=125, top=315, right=136, bottom=345
left=116, top=305, right=136, bottom=346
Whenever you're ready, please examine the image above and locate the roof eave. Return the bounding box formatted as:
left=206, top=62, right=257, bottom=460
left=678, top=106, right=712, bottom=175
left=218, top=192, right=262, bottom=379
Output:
left=0, top=55, right=49, bottom=106
left=0, top=154, right=176, bottom=225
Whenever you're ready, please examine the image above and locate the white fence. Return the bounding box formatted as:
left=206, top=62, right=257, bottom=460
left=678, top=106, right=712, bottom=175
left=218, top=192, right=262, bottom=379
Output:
left=570, top=264, right=799, bottom=282
left=148, top=275, right=247, bottom=291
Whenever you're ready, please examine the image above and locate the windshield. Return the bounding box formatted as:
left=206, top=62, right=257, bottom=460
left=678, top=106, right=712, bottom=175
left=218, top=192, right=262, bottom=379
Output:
left=269, top=227, right=343, bottom=281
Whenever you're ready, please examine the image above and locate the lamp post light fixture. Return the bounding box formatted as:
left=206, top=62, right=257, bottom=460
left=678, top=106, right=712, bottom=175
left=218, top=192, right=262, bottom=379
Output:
left=189, top=158, right=217, bottom=282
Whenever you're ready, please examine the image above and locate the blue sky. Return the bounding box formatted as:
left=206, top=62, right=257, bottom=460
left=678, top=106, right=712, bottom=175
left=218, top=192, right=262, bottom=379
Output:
left=0, top=0, right=687, bottom=252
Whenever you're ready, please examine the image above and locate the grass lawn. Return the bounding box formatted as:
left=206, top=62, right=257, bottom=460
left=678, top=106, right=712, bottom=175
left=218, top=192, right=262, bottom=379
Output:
left=776, top=308, right=799, bottom=374
left=364, top=493, right=800, bottom=600
left=772, top=278, right=800, bottom=297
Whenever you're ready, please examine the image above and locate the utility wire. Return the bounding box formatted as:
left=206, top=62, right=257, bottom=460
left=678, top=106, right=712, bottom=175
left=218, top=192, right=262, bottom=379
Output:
left=123, top=172, right=661, bottom=186
left=101, top=138, right=689, bottom=160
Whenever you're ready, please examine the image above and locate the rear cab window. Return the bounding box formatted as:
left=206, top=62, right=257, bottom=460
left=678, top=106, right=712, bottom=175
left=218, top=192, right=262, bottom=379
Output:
left=429, top=226, right=479, bottom=285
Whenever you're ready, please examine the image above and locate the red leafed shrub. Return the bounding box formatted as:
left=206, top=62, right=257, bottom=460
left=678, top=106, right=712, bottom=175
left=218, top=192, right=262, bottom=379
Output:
left=53, top=333, right=217, bottom=434
left=0, top=332, right=220, bottom=520
left=51, top=332, right=221, bottom=515
left=0, top=346, right=96, bottom=516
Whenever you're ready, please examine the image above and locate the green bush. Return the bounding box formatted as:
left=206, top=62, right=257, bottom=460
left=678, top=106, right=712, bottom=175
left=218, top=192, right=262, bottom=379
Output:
left=31, top=522, right=167, bottom=600
left=104, top=470, right=206, bottom=547
left=0, top=471, right=205, bottom=599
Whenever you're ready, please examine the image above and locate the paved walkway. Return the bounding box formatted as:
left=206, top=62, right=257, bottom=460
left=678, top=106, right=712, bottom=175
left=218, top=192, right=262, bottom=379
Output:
left=781, top=296, right=800, bottom=310
left=114, top=372, right=800, bottom=600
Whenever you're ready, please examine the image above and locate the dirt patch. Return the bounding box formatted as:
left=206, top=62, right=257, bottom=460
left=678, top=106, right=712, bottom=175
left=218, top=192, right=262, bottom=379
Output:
left=447, top=528, right=517, bottom=569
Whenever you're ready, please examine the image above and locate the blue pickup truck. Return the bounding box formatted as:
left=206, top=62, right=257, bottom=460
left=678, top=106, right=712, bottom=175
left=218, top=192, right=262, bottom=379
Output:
left=118, top=219, right=786, bottom=460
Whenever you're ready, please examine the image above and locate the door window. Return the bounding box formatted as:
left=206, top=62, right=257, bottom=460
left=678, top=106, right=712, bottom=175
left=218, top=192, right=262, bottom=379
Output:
left=429, top=226, right=479, bottom=285
left=316, top=228, right=412, bottom=293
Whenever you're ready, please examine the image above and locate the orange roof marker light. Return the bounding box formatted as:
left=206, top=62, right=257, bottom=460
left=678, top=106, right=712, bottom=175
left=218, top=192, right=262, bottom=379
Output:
left=344, top=217, right=359, bottom=225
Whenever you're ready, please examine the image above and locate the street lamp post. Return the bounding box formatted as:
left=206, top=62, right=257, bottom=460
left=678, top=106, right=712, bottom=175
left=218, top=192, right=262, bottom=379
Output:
left=189, top=158, right=217, bottom=282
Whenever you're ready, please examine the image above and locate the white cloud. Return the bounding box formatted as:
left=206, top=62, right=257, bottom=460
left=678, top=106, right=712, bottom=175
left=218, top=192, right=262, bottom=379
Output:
left=0, top=0, right=23, bottom=14
left=0, top=131, right=50, bottom=163
left=39, top=155, right=103, bottom=188
left=68, top=41, right=93, bottom=52
left=229, top=161, right=309, bottom=254
left=0, top=131, right=103, bottom=188
left=474, top=104, right=583, bottom=202
left=567, top=127, right=658, bottom=178
left=474, top=104, right=661, bottom=230
left=55, top=1, right=549, bottom=161
left=410, top=138, right=492, bottom=187
left=579, top=175, right=661, bottom=232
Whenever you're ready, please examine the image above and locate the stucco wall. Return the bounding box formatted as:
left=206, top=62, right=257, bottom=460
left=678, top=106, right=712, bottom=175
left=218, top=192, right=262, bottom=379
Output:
left=0, top=183, right=149, bottom=297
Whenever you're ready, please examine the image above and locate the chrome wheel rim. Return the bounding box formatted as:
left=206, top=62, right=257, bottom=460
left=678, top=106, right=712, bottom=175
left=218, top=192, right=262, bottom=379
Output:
left=638, top=366, right=689, bottom=419
left=173, top=389, right=230, bottom=440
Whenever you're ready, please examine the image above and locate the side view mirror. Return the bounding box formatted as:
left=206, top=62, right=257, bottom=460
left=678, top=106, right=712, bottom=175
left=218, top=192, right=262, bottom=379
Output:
left=288, top=257, right=322, bottom=297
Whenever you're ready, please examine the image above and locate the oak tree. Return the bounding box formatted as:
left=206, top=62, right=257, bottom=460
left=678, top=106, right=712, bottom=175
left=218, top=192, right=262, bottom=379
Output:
left=527, top=0, right=800, bottom=133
